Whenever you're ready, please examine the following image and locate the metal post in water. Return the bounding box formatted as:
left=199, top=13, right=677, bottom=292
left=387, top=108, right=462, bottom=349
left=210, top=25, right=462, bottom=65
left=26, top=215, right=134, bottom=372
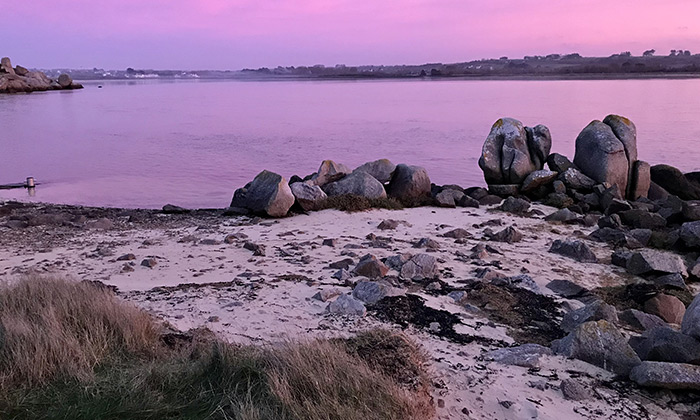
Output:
left=26, top=177, right=35, bottom=188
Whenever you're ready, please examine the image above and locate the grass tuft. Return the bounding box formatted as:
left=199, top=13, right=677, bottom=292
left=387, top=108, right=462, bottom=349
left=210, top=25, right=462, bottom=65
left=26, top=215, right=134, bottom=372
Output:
left=0, top=275, right=434, bottom=420
left=319, top=195, right=404, bottom=212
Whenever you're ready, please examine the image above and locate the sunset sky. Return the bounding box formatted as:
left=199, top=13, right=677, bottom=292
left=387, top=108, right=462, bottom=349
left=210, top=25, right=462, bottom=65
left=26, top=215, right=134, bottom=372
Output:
left=3, top=0, right=699, bottom=70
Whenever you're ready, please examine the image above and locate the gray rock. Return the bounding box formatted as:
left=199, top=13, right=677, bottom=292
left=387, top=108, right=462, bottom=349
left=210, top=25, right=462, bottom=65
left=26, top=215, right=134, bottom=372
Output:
left=630, top=361, right=700, bottom=390
left=590, top=228, right=643, bottom=249
left=629, top=160, right=651, bottom=200
left=353, top=159, right=396, bottom=183
left=352, top=281, right=388, bottom=304
left=311, top=160, right=351, bottom=186
left=560, top=379, right=592, bottom=401
left=140, top=258, right=157, bottom=268
left=573, top=120, right=630, bottom=195
left=230, top=170, right=295, bottom=217
left=544, top=208, right=579, bottom=223
left=499, top=196, right=530, bottom=215
left=331, top=269, right=351, bottom=282
left=629, top=229, right=652, bottom=247
left=652, top=273, right=687, bottom=290
left=400, top=253, right=438, bottom=281
left=547, top=153, right=574, bottom=173
left=487, top=184, right=520, bottom=197
left=162, top=204, right=189, bottom=214
left=559, top=167, right=596, bottom=190
left=549, top=239, right=598, bottom=263
left=385, top=253, right=412, bottom=271
left=456, top=194, right=480, bottom=208
left=353, top=254, right=389, bottom=279
left=290, top=182, right=327, bottom=211
left=326, top=294, right=366, bottom=316
left=323, top=171, right=387, bottom=199
left=650, top=164, right=700, bottom=201
left=386, top=164, right=431, bottom=203
left=619, top=309, right=667, bottom=332
left=546, top=279, right=589, bottom=299
left=443, top=228, right=472, bottom=239
left=492, top=274, right=539, bottom=293
left=681, top=294, right=700, bottom=340
left=561, top=301, right=618, bottom=333
left=681, top=221, right=700, bottom=247
left=435, top=189, right=462, bottom=207
left=552, top=320, right=641, bottom=375
left=552, top=180, right=566, bottom=194
left=478, top=118, right=551, bottom=185
left=630, top=326, right=700, bottom=364
left=484, top=343, right=552, bottom=368
left=626, top=249, right=687, bottom=277
left=57, top=73, right=72, bottom=88
left=521, top=169, right=557, bottom=192
left=487, top=226, right=523, bottom=243
left=618, top=209, right=666, bottom=229
left=611, top=250, right=634, bottom=268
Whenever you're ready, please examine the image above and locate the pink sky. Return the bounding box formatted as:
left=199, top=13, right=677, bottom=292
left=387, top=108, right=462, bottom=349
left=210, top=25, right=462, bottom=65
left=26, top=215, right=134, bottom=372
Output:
left=3, top=0, right=700, bottom=69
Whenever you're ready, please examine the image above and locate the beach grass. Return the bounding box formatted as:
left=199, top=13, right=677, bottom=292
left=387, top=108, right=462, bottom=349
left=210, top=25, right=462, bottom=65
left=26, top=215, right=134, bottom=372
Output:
left=0, top=275, right=433, bottom=420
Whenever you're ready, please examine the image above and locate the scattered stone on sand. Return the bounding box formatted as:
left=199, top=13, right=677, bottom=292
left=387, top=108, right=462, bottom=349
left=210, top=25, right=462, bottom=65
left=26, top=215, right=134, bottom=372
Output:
left=399, top=253, right=438, bottom=281
left=116, top=253, right=136, bottom=261
left=483, top=343, right=552, bottom=368
left=140, top=258, right=157, bottom=268
left=243, top=241, right=266, bottom=256
left=312, top=288, right=343, bottom=302
left=326, top=294, right=366, bottom=316
left=353, top=254, right=389, bottom=279
left=548, top=239, right=598, bottom=263
left=486, top=226, right=523, bottom=243
left=352, top=280, right=389, bottom=304
left=560, top=379, right=592, bottom=401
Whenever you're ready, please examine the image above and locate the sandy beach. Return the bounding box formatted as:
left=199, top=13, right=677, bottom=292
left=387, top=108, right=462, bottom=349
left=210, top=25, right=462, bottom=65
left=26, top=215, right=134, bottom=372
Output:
left=2, top=199, right=694, bottom=419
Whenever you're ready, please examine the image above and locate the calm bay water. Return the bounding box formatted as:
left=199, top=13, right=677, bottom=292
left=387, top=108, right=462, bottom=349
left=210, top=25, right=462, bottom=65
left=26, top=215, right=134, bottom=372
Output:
left=1, top=78, right=699, bottom=209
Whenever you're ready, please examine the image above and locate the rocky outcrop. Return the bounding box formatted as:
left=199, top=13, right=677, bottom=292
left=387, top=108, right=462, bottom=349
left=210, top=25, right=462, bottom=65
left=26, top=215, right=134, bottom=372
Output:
left=478, top=118, right=551, bottom=189
left=230, top=170, right=295, bottom=217
left=573, top=115, right=648, bottom=200
left=0, top=57, right=83, bottom=93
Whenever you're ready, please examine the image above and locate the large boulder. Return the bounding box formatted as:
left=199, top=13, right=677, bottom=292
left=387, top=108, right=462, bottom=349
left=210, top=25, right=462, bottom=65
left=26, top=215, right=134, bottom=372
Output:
left=630, top=326, right=700, bottom=364
left=386, top=164, right=431, bottom=204
left=681, top=221, right=700, bottom=247
left=230, top=170, right=295, bottom=217
left=353, top=159, right=396, bottom=183
left=323, top=171, right=386, bottom=199
left=290, top=182, right=327, bottom=211
left=573, top=118, right=631, bottom=198
left=650, top=164, right=700, bottom=200
left=311, top=160, right=351, bottom=186
left=629, top=160, right=651, bottom=200
left=552, top=320, right=641, bottom=375
left=478, top=118, right=551, bottom=186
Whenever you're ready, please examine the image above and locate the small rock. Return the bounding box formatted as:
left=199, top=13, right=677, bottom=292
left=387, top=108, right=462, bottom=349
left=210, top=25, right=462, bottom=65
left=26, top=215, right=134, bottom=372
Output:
left=329, top=258, right=354, bottom=270
left=560, top=301, right=618, bottom=333
left=499, top=196, right=530, bottom=215
left=199, top=239, right=221, bottom=245
left=312, top=288, right=343, bottom=302
left=243, top=241, right=266, bottom=256
left=560, top=379, right=592, bottom=401
left=443, top=228, right=471, bottom=239
left=162, top=204, right=189, bottom=214
left=326, top=294, right=366, bottom=316
left=484, top=343, right=552, bottom=368
left=544, top=208, right=579, bottom=223
left=116, top=253, right=136, bottom=261
left=141, top=258, right=157, bottom=268
left=322, top=238, right=337, bottom=247
left=626, top=249, right=687, bottom=277
left=400, top=253, right=438, bottom=281
left=353, top=254, right=389, bottom=279
left=486, top=226, right=523, bottom=243
left=521, top=169, right=558, bottom=192
left=378, top=219, right=401, bottom=230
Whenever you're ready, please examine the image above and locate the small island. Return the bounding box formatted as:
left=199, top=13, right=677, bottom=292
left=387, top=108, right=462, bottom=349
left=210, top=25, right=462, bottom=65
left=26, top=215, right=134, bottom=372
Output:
left=0, top=57, right=83, bottom=94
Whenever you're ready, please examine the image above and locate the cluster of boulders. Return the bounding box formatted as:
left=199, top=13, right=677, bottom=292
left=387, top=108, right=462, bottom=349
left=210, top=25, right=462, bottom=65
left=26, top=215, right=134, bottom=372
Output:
left=228, top=159, right=435, bottom=217
left=0, top=57, right=82, bottom=93
left=474, top=114, right=700, bottom=390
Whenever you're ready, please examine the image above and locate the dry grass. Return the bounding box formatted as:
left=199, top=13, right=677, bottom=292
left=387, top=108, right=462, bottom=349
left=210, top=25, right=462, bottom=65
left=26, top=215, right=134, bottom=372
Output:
left=0, top=275, right=434, bottom=420
left=0, top=275, right=160, bottom=390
